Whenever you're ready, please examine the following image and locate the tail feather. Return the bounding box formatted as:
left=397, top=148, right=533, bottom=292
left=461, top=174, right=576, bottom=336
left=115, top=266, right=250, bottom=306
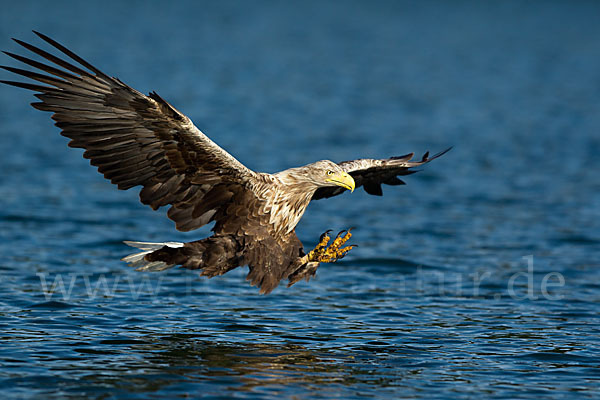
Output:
left=121, top=241, right=184, bottom=272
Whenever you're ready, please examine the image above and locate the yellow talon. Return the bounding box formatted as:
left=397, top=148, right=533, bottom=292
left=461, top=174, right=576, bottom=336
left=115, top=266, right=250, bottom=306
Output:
left=332, top=228, right=353, bottom=248
left=307, top=228, right=356, bottom=263
left=336, top=244, right=357, bottom=259
left=315, top=230, right=331, bottom=250
left=307, top=230, right=331, bottom=262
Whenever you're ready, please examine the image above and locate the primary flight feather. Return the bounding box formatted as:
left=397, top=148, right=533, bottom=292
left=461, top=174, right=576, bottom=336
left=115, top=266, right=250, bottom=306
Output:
left=1, top=32, right=450, bottom=294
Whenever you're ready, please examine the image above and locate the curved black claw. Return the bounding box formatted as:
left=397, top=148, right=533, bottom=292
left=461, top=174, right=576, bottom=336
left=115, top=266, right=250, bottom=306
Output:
left=307, top=227, right=358, bottom=264
left=319, top=229, right=332, bottom=241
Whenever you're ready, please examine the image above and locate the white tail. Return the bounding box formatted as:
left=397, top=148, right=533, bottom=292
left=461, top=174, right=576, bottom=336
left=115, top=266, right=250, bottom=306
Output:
left=121, top=241, right=184, bottom=272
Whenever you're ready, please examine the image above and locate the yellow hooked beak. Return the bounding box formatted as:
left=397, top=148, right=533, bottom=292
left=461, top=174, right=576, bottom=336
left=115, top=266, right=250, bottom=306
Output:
left=326, top=172, right=355, bottom=192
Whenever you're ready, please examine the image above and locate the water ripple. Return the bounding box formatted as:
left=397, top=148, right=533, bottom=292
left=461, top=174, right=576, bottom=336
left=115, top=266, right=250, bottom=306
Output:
left=1, top=0, right=599, bottom=399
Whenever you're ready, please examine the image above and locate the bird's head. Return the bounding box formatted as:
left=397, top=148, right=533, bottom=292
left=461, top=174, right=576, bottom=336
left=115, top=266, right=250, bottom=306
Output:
left=276, top=160, right=355, bottom=193
left=297, top=160, right=355, bottom=192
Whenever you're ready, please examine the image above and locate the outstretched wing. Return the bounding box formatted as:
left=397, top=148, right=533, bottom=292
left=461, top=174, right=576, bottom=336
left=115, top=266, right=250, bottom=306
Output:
left=312, top=148, right=451, bottom=200
left=1, top=31, right=258, bottom=231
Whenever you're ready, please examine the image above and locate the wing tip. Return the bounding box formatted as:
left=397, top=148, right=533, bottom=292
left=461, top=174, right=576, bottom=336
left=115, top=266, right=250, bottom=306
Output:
left=0, top=79, right=54, bottom=92
left=419, top=146, right=453, bottom=163
left=11, top=38, right=28, bottom=47
left=32, top=31, right=53, bottom=44
left=430, top=146, right=453, bottom=160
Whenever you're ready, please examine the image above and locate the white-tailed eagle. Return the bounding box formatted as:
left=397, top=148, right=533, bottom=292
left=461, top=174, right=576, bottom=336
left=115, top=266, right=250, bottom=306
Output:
left=1, top=32, right=450, bottom=293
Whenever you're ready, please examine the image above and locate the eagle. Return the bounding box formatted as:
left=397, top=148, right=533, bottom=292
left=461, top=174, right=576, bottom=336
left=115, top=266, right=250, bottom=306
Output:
left=1, top=32, right=450, bottom=294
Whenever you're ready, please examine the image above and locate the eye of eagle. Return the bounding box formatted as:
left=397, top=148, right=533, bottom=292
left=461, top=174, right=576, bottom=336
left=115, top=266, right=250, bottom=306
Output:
left=326, top=170, right=334, bottom=176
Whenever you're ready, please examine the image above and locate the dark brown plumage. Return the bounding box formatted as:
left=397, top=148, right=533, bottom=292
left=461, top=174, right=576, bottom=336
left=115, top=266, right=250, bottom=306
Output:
left=1, top=32, right=450, bottom=294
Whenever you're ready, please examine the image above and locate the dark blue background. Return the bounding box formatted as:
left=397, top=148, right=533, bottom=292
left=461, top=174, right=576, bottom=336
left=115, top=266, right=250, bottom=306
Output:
left=1, top=1, right=599, bottom=398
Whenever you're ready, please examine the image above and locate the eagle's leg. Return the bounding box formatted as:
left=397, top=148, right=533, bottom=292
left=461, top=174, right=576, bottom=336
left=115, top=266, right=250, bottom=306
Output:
left=306, top=229, right=332, bottom=261
left=287, top=261, right=320, bottom=287
left=306, top=228, right=356, bottom=263
left=287, top=229, right=356, bottom=288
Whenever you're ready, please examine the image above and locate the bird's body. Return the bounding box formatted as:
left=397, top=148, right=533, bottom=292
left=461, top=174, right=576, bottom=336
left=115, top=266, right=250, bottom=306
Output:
left=1, top=32, right=449, bottom=293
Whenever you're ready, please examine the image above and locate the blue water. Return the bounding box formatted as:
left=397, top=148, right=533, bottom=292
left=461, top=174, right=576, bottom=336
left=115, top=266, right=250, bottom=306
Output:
left=1, top=1, right=599, bottom=398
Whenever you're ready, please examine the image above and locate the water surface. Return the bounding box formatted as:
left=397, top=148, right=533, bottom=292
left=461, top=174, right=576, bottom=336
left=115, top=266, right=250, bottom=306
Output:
left=1, top=1, right=599, bottom=398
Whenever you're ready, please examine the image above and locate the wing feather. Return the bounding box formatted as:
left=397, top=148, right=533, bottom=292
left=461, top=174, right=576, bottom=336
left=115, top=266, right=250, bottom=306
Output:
left=312, top=147, right=451, bottom=200
left=2, top=32, right=259, bottom=231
